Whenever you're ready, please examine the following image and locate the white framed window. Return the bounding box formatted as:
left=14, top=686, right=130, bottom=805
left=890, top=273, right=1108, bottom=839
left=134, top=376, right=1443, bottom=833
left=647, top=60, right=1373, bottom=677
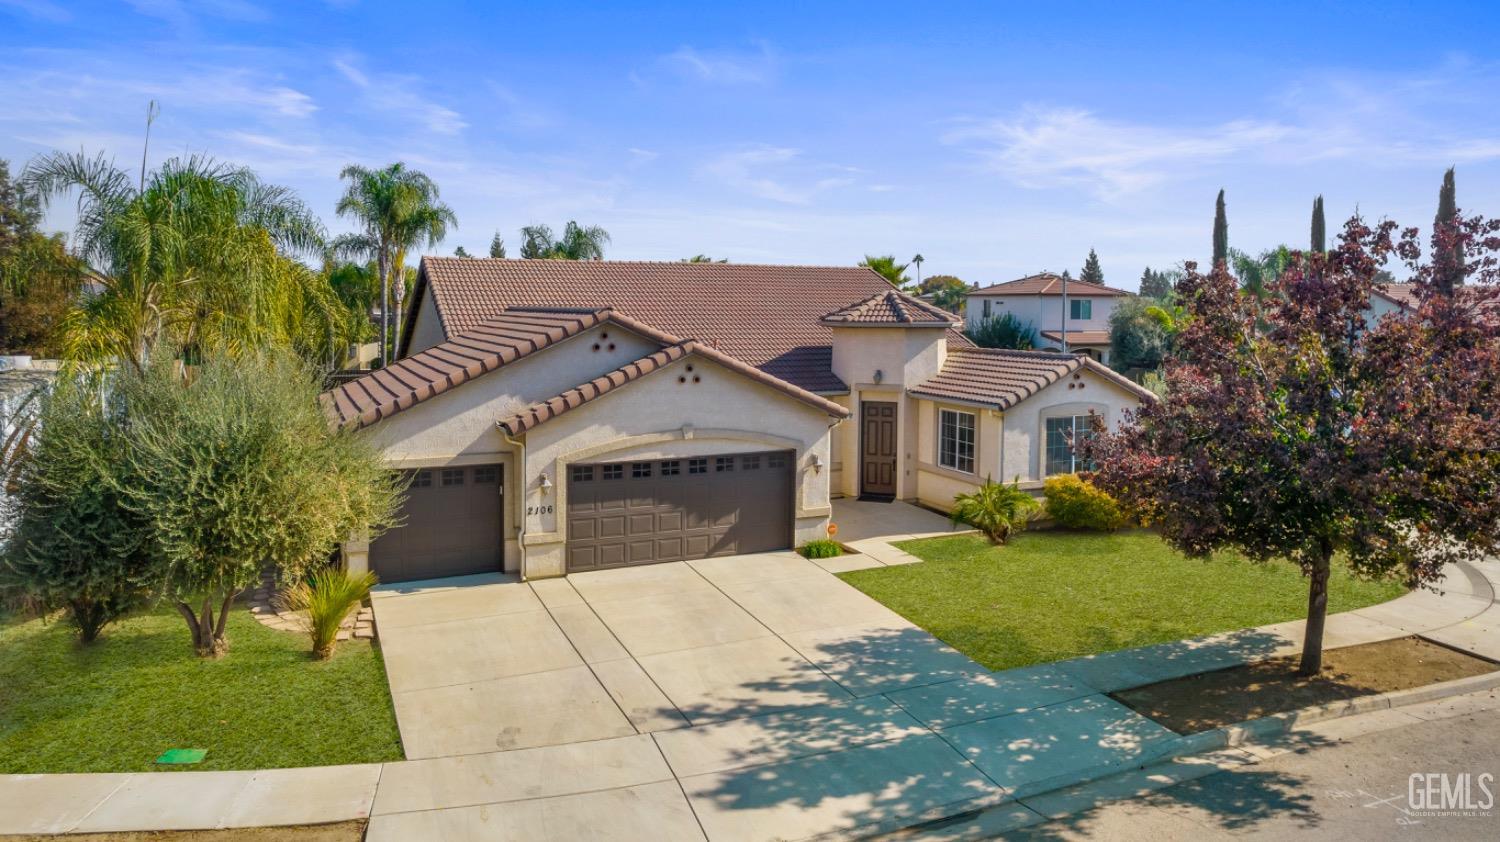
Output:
left=938, top=409, right=976, bottom=473
left=982, top=299, right=992, bottom=318
left=1044, top=415, right=1098, bottom=475
left=1069, top=299, right=1093, bottom=320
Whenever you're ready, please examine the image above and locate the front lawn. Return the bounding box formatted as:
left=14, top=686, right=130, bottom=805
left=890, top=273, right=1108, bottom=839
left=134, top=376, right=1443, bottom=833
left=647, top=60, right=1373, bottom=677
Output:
left=0, top=606, right=403, bottom=773
left=839, top=530, right=1407, bottom=672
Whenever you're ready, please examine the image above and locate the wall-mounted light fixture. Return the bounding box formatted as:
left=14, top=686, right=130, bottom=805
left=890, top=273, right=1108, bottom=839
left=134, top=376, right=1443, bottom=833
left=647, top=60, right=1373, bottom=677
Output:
left=873, top=369, right=884, bottom=384
left=809, top=453, right=824, bottom=474
left=538, top=473, right=553, bottom=495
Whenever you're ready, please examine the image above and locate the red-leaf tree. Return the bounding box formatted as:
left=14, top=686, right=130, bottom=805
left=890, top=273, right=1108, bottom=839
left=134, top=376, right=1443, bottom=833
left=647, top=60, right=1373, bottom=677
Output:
left=1090, top=212, right=1500, bottom=675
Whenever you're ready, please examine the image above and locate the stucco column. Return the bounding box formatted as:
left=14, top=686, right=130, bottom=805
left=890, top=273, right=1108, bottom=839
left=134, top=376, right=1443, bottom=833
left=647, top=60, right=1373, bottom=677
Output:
left=342, top=533, right=371, bottom=576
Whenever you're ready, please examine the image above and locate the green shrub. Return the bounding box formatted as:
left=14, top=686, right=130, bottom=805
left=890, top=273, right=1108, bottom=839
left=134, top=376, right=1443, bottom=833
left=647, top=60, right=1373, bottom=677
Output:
left=799, top=539, right=842, bottom=559
left=118, top=347, right=401, bottom=657
left=965, top=313, right=1038, bottom=350
left=951, top=477, right=1041, bottom=544
left=1044, top=474, right=1128, bottom=530
left=284, top=567, right=378, bottom=659
left=1, top=375, right=156, bottom=643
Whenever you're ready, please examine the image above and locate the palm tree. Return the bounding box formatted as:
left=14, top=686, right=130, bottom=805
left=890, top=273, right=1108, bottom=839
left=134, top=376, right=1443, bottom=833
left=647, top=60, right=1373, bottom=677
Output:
left=1229, top=246, right=1292, bottom=299
left=22, top=151, right=334, bottom=370
left=519, top=221, right=610, bottom=260
left=859, top=255, right=910, bottom=287
left=332, top=163, right=456, bottom=368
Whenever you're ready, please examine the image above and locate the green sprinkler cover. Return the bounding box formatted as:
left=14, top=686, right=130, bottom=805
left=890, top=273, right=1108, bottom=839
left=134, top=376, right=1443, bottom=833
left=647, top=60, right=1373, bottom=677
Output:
left=154, top=748, right=207, bottom=765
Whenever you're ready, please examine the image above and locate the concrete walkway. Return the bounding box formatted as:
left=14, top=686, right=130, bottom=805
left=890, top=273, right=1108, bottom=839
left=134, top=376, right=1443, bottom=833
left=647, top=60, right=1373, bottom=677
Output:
left=5, top=514, right=1499, bottom=840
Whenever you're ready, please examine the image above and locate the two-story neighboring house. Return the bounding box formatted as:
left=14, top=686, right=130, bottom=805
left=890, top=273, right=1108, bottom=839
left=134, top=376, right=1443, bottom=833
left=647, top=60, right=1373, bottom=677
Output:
left=965, top=273, right=1133, bottom=364
left=321, top=260, right=1153, bottom=583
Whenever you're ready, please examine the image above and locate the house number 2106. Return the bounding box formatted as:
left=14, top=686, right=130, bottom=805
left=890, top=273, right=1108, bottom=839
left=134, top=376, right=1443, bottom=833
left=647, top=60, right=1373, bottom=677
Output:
left=527, top=505, right=554, bottom=515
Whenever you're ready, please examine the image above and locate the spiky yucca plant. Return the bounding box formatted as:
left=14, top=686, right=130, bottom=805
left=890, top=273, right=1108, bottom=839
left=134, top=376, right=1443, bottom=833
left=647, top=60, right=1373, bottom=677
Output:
left=950, top=477, right=1041, bottom=544
left=285, top=568, right=378, bottom=659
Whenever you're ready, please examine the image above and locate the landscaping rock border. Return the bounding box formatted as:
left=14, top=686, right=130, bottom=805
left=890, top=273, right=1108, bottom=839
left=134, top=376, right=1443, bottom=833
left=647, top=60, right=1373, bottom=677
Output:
left=246, top=569, right=375, bottom=641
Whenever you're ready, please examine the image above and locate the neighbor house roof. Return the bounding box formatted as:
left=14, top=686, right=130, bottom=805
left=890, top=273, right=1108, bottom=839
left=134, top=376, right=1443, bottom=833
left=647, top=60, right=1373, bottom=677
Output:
left=405, top=258, right=971, bottom=393
left=1372, top=283, right=1419, bottom=309
left=908, top=347, right=1157, bottom=410
left=321, top=307, right=677, bottom=430
left=497, top=340, right=849, bottom=437
left=1038, top=329, right=1112, bottom=346
left=969, top=273, right=1132, bottom=298
left=820, top=289, right=960, bottom=326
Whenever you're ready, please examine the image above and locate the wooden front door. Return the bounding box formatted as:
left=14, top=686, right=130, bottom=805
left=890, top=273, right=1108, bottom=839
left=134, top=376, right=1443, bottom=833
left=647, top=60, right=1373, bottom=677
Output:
left=860, top=401, right=898, bottom=498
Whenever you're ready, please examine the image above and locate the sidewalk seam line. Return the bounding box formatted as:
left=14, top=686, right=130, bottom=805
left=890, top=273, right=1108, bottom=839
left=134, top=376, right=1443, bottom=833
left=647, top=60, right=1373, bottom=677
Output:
left=531, top=581, right=642, bottom=735
left=650, top=732, right=712, bottom=841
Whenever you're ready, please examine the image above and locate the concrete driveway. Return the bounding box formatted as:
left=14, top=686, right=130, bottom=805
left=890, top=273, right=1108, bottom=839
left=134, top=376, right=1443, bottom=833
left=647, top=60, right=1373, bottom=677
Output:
left=364, top=503, right=1188, bottom=840
left=370, top=546, right=983, bottom=760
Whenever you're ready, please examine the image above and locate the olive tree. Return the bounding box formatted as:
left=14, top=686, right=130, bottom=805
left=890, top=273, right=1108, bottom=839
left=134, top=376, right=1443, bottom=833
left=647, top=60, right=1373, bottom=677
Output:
left=118, top=348, right=400, bottom=657
left=1, top=375, right=156, bottom=641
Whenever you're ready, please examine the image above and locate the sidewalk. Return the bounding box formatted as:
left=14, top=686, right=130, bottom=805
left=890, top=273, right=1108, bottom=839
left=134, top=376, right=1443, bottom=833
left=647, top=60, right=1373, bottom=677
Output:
left=3, top=556, right=1496, bottom=840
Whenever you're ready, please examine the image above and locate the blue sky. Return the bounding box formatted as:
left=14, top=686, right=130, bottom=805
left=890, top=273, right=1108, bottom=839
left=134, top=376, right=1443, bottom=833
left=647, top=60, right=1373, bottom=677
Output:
left=3, top=1, right=1499, bottom=289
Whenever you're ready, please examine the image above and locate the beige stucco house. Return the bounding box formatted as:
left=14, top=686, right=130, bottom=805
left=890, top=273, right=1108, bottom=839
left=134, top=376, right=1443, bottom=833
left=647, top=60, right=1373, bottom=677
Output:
left=324, top=259, right=1152, bottom=583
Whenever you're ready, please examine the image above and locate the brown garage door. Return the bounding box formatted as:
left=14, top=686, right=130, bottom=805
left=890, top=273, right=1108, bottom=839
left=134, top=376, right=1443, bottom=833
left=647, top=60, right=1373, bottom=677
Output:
left=566, top=451, right=794, bottom=572
left=369, top=464, right=503, bottom=583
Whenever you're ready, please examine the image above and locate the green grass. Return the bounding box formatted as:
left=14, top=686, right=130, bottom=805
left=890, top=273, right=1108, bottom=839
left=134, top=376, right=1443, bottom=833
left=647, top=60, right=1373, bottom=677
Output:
left=839, top=530, right=1407, bottom=672
left=0, top=605, right=403, bottom=773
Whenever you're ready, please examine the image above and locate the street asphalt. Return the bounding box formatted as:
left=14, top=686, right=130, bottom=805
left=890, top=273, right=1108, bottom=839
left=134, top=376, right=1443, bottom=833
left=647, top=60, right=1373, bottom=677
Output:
left=1011, top=706, right=1500, bottom=841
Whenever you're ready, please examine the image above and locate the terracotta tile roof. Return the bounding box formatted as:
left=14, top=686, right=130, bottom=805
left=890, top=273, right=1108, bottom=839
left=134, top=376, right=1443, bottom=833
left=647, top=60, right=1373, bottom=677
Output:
left=970, top=273, right=1131, bottom=298
left=908, top=347, right=1156, bottom=410
left=1038, top=329, right=1112, bottom=345
left=1372, top=283, right=1419, bottom=309
left=322, top=308, right=679, bottom=430
left=498, top=340, right=850, bottom=437
left=821, top=289, right=960, bottom=326
left=408, top=258, right=970, bottom=392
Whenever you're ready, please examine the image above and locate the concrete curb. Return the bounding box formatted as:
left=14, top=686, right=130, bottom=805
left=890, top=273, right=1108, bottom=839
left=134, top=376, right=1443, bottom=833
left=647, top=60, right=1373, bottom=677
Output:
left=876, top=659, right=1500, bottom=840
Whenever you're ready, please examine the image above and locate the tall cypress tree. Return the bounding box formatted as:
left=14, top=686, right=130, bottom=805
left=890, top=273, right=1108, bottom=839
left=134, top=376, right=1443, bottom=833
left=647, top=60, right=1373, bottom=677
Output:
left=1081, top=248, right=1105, bottom=285
left=1212, top=189, right=1228, bottom=267
left=1310, top=195, right=1326, bottom=253
left=1435, top=167, right=1463, bottom=294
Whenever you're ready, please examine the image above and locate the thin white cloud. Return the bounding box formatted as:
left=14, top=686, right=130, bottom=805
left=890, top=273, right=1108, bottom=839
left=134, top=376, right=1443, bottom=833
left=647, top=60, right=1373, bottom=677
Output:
left=647, top=42, right=778, bottom=85
left=951, top=64, right=1500, bottom=201
left=332, top=53, right=466, bottom=135
left=700, top=145, right=857, bottom=204
left=0, top=0, right=71, bottom=22
left=127, top=0, right=267, bottom=26
left=947, top=107, right=1294, bottom=198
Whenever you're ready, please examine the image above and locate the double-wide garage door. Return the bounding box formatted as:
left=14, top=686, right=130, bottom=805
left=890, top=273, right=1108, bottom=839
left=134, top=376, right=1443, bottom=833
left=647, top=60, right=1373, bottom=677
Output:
left=369, top=464, right=503, bottom=583
left=566, top=451, right=794, bottom=572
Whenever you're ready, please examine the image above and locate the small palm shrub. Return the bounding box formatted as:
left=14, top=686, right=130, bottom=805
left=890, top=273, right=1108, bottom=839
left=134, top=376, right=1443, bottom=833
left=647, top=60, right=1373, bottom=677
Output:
left=800, top=539, right=842, bottom=559
left=1044, top=474, right=1128, bottom=530
left=950, top=477, right=1041, bottom=544
left=284, top=568, right=378, bottom=659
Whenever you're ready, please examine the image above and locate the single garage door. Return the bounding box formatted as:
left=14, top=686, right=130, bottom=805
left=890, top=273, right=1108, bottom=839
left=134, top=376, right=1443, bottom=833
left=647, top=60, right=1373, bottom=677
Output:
left=566, top=451, right=794, bottom=572
left=369, top=464, right=503, bottom=583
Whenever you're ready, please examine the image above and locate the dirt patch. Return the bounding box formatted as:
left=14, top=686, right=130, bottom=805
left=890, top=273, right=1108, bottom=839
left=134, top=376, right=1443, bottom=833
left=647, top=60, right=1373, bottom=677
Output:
left=1112, top=635, right=1497, bottom=734
left=0, top=821, right=365, bottom=842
